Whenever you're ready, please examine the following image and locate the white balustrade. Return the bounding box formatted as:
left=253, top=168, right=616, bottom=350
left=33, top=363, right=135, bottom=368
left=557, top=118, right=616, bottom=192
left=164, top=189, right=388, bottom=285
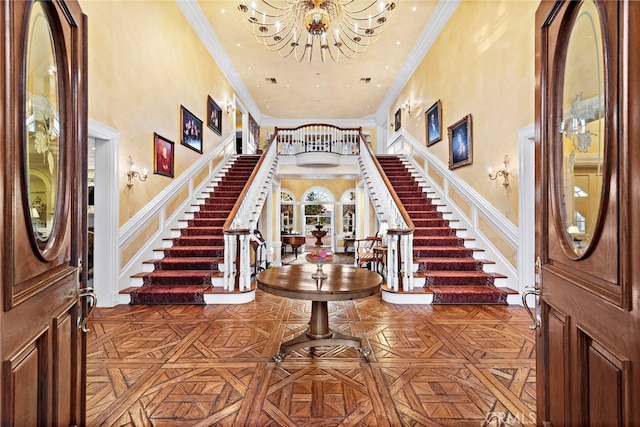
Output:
left=275, top=125, right=362, bottom=155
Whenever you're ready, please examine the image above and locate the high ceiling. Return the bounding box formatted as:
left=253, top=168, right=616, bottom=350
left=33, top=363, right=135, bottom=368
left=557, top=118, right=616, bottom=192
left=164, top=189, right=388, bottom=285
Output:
left=188, top=1, right=445, bottom=123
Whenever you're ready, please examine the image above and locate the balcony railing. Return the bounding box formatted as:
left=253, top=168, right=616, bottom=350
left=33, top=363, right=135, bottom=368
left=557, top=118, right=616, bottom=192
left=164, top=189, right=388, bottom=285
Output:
left=272, top=124, right=362, bottom=165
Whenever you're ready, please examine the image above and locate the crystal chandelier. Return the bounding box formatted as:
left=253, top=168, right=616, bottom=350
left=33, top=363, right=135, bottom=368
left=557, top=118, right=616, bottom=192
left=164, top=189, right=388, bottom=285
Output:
left=237, top=0, right=398, bottom=63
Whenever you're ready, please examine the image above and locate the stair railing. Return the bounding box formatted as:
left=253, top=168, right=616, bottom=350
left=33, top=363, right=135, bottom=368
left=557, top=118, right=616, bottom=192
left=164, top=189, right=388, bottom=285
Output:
left=223, top=142, right=278, bottom=291
left=359, top=142, right=415, bottom=291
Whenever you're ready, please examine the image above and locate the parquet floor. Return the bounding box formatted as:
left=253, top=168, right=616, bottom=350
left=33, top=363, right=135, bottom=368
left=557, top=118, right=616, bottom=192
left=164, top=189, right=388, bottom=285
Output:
left=86, top=291, right=536, bottom=426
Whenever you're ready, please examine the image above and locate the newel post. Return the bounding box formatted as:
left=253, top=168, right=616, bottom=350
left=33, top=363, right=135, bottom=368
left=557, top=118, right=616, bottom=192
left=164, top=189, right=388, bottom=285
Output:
left=224, top=229, right=250, bottom=291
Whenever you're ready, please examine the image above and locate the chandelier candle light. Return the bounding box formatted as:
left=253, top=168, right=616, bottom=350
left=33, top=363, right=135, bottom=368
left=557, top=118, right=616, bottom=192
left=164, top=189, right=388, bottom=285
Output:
left=237, top=0, right=398, bottom=63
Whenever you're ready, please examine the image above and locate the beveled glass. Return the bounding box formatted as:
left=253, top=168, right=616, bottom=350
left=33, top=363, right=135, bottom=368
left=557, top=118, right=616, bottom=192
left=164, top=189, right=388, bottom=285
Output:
left=25, top=1, right=60, bottom=244
left=558, top=0, right=605, bottom=257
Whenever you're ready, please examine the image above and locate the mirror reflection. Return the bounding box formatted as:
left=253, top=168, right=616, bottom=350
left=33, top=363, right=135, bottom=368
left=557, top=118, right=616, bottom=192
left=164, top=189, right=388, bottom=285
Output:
left=25, top=1, right=60, bottom=243
left=559, top=0, right=605, bottom=257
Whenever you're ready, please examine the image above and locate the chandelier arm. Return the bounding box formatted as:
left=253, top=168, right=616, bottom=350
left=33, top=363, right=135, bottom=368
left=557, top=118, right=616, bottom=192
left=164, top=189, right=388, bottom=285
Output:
left=296, top=38, right=314, bottom=63
left=334, top=21, right=375, bottom=51
left=275, top=30, right=306, bottom=60
left=242, top=0, right=296, bottom=13
left=329, top=30, right=364, bottom=56
left=251, top=21, right=298, bottom=47
left=340, top=0, right=396, bottom=15
left=339, top=14, right=391, bottom=39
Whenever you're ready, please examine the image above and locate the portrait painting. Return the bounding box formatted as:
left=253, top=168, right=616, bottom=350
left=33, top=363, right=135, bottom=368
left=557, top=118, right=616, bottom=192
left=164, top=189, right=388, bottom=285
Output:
left=448, top=114, right=473, bottom=170
left=180, top=105, right=203, bottom=154
left=153, top=133, right=174, bottom=178
left=426, top=100, right=442, bottom=146
left=207, top=95, right=222, bottom=136
left=394, top=108, right=401, bottom=131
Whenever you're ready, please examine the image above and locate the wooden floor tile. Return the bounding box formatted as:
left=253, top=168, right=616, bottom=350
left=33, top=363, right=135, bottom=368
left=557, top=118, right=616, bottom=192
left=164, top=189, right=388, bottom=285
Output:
left=87, top=291, right=536, bottom=426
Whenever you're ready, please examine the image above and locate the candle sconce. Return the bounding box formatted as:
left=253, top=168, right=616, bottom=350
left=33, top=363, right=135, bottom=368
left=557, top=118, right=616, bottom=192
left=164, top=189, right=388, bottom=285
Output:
left=488, top=155, right=510, bottom=187
left=126, top=156, right=148, bottom=188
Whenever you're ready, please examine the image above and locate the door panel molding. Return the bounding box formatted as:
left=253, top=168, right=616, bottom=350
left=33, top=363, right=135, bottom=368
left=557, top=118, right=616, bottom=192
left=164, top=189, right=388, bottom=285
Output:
left=535, top=1, right=638, bottom=425
left=1, top=0, right=87, bottom=424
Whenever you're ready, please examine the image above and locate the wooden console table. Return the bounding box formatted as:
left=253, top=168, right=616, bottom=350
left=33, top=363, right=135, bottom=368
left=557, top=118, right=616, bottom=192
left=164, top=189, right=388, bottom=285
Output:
left=256, top=264, right=381, bottom=362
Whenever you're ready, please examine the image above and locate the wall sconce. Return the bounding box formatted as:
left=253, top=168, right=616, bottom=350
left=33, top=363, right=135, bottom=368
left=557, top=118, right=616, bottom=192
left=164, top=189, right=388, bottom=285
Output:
left=126, top=156, right=147, bottom=188
left=488, top=155, right=510, bottom=187
left=402, top=100, right=411, bottom=115
left=226, top=100, right=235, bottom=115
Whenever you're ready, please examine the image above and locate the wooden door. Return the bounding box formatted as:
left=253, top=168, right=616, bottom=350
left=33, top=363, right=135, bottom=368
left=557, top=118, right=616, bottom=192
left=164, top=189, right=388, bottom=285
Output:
left=1, top=0, right=90, bottom=426
left=534, top=1, right=640, bottom=425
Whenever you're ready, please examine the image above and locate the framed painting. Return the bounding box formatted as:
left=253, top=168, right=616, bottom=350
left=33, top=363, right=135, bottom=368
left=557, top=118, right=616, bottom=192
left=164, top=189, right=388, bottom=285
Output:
left=448, top=114, right=473, bottom=170
left=207, top=95, right=222, bottom=136
left=153, top=132, right=174, bottom=178
left=181, top=105, right=203, bottom=154
left=426, top=100, right=442, bottom=146
left=394, top=108, right=401, bottom=131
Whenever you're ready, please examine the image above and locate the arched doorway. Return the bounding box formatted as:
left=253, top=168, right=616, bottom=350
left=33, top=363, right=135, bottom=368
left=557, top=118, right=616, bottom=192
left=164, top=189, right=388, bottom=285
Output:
left=302, top=187, right=334, bottom=250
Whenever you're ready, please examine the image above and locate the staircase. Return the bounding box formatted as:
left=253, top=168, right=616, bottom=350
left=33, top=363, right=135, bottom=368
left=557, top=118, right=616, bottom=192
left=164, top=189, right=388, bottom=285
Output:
left=376, top=155, right=512, bottom=304
left=127, top=155, right=260, bottom=304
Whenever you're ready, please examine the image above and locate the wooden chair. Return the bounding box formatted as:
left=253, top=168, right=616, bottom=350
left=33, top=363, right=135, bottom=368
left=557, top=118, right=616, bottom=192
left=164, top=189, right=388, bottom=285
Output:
left=250, top=230, right=266, bottom=277
left=355, top=236, right=382, bottom=269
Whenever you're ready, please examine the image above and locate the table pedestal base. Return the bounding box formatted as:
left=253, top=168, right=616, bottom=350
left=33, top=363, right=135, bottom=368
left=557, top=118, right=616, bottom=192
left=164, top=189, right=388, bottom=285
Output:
left=273, top=300, right=371, bottom=362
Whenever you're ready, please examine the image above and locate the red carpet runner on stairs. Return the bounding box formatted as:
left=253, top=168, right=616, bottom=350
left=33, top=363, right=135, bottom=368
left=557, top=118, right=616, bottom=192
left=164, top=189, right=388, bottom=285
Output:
left=376, top=155, right=508, bottom=304
left=129, top=155, right=260, bottom=304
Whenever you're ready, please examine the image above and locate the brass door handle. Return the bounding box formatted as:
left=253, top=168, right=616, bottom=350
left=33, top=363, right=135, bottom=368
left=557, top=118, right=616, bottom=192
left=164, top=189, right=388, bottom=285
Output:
left=78, top=287, right=97, bottom=333
left=521, top=285, right=541, bottom=330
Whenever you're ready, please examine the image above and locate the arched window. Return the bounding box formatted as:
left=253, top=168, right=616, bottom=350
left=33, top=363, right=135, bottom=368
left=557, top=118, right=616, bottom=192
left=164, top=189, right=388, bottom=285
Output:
left=304, top=189, right=332, bottom=202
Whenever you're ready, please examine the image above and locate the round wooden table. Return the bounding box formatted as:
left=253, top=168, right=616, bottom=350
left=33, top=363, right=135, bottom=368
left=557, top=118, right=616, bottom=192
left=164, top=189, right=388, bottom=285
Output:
left=256, top=264, right=382, bottom=362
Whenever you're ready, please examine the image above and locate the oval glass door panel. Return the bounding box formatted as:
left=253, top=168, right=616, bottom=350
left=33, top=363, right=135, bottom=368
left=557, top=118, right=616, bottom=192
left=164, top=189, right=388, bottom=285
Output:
left=559, top=0, right=605, bottom=257
left=25, top=1, right=60, bottom=244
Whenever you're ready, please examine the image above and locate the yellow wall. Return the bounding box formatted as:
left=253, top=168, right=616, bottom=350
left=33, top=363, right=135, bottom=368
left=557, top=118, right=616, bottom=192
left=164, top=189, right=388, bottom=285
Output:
left=80, top=0, right=235, bottom=226
left=393, top=0, right=537, bottom=225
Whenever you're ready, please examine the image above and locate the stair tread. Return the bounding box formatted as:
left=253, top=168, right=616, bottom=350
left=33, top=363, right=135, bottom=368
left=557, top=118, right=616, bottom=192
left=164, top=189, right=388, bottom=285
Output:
left=428, top=285, right=507, bottom=292
left=132, top=284, right=212, bottom=292
left=132, top=270, right=218, bottom=278
left=413, top=245, right=482, bottom=250
left=156, top=245, right=224, bottom=250
left=415, top=257, right=495, bottom=264
left=143, top=256, right=223, bottom=264
left=421, top=270, right=507, bottom=278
